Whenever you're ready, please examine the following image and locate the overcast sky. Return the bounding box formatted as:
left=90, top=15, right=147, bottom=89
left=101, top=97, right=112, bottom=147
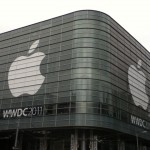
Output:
left=1, top=0, right=150, bottom=51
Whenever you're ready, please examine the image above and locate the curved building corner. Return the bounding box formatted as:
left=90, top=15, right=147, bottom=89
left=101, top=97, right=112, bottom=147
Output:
left=0, top=10, right=149, bottom=150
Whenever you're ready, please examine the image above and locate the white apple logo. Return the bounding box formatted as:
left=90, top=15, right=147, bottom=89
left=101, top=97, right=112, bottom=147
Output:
left=128, top=60, right=149, bottom=110
left=8, top=40, right=45, bottom=97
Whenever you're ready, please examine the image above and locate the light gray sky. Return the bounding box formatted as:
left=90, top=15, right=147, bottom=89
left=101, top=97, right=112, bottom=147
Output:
left=1, top=0, right=150, bottom=51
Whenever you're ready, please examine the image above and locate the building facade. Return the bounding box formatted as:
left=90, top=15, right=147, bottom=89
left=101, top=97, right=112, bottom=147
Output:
left=0, top=10, right=149, bottom=150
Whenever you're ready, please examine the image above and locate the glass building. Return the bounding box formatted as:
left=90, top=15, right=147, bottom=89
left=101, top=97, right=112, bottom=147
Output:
left=0, top=10, right=149, bottom=150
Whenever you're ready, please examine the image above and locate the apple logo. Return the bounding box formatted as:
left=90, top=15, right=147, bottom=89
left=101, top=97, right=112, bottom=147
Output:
left=128, top=60, right=149, bottom=110
left=8, top=40, right=45, bottom=97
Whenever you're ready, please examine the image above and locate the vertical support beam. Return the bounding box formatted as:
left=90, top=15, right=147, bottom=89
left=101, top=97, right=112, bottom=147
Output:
left=89, top=130, right=93, bottom=150
left=71, top=130, right=78, bottom=150
left=136, top=133, right=139, bottom=150
left=81, top=131, right=86, bottom=150
left=117, top=139, right=125, bottom=150
left=93, top=135, right=97, bottom=150
left=89, top=130, right=97, bottom=150
left=39, top=131, right=47, bottom=150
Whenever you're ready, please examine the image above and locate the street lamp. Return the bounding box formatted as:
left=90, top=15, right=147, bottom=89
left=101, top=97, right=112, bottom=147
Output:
left=12, top=119, right=19, bottom=150
left=136, top=130, right=147, bottom=150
